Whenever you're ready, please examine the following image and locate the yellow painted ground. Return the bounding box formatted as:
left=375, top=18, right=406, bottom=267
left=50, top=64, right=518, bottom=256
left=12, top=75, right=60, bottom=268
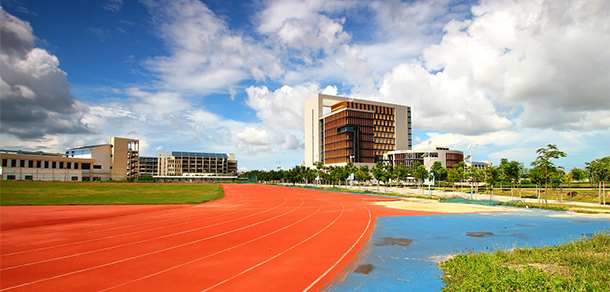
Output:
left=373, top=199, right=517, bottom=213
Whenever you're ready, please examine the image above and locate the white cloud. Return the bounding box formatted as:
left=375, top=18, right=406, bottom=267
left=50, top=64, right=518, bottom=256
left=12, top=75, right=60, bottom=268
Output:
left=0, top=8, right=91, bottom=140
left=245, top=83, right=324, bottom=132
left=143, top=0, right=283, bottom=93
left=376, top=62, right=512, bottom=134
left=419, top=0, right=609, bottom=131
left=102, top=0, right=123, bottom=12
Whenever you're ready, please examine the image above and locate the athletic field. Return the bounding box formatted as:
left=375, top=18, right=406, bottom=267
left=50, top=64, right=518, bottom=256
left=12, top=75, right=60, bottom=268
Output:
left=1, top=184, right=607, bottom=291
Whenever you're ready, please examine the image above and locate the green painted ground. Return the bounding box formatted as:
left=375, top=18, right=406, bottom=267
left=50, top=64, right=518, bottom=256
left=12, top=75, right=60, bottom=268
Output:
left=0, top=182, right=223, bottom=205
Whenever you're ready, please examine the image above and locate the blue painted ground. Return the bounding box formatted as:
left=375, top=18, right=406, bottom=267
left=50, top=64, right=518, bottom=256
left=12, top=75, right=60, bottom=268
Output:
left=326, top=209, right=610, bottom=291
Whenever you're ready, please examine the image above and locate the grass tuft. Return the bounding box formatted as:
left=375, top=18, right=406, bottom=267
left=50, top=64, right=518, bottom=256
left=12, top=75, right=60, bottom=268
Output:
left=440, top=232, right=610, bottom=291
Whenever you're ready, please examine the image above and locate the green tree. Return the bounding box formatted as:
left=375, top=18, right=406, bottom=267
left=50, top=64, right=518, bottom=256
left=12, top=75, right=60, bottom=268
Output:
left=500, top=159, right=523, bottom=199
left=412, top=162, right=429, bottom=194
left=530, top=144, right=567, bottom=204
left=485, top=166, right=501, bottom=200
left=570, top=167, right=586, bottom=183
left=394, top=164, right=409, bottom=186
left=447, top=168, right=461, bottom=195
left=587, top=156, right=610, bottom=205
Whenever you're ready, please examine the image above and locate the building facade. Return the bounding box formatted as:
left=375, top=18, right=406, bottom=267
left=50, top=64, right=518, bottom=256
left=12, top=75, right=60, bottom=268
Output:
left=157, top=152, right=238, bottom=176
left=304, top=94, right=411, bottom=167
left=0, top=150, right=94, bottom=181
left=139, top=157, right=159, bottom=176
left=384, top=147, right=464, bottom=170
left=65, top=137, right=139, bottom=181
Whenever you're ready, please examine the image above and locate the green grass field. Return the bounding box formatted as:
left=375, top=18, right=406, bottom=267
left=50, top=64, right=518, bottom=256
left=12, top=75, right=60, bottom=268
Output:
left=440, top=232, right=610, bottom=291
left=0, top=182, right=224, bottom=205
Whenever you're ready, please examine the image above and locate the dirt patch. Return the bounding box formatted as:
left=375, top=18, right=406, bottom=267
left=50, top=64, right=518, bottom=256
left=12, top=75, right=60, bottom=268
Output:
left=374, top=237, right=413, bottom=247
left=354, top=264, right=374, bottom=275
left=508, top=263, right=568, bottom=275
left=467, top=232, right=494, bottom=237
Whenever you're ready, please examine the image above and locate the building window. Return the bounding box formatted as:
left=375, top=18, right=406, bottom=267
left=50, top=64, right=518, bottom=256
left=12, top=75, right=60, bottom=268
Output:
left=82, top=163, right=91, bottom=169
left=7, top=175, right=16, bottom=180
left=52, top=161, right=57, bottom=168
left=20, top=160, right=25, bottom=167
left=36, top=161, right=41, bottom=168
left=71, top=176, right=79, bottom=181
left=67, top=162, right=71, bottom=169
left=24, top=175, right=33, bottom=181
left=28, top=160, right=34, bottom=168
left=82, top=177, right=90, bottom=182
left=93, top=165, right=102, bottom=169
left=2, top=159, right=7, bottom=167
left=59, top=162, right=64, bottom=169
left=74, top=163, right=79, bottom=169
left=44, top=161, right=49, bottom=168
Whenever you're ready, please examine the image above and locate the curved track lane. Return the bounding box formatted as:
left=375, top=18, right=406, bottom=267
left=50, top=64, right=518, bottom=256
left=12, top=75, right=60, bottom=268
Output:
left=1, top=184, right=441, bottom=292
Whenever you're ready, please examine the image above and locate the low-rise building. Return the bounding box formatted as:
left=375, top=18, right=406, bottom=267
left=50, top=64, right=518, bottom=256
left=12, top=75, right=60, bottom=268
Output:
left=465, top=160, right=493, bottom=170
left=383, top=146, right=464, bottom=170
left=0, top=150, right=94, bottom=181
left=158, top=151, right=238, bottom=176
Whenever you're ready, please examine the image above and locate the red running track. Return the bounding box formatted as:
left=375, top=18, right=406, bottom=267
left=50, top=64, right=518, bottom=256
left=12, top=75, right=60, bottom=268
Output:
left=0, top=184, right=443, bottom=292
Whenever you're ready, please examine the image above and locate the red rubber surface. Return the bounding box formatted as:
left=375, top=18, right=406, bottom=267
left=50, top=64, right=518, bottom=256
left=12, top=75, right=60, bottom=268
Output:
left=1, top=184, right=444, bottom=292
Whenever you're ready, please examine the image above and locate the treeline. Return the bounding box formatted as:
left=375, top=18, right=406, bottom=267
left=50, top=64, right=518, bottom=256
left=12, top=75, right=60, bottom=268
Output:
left=240, top=144, right=609, bottom=205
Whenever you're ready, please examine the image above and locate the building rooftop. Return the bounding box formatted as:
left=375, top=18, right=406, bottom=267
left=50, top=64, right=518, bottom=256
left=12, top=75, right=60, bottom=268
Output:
left=0, top=149, right=64, bottom=156
left=171, top=152, right=228, bottom=158
left=66, top=144, right=110, bottom=150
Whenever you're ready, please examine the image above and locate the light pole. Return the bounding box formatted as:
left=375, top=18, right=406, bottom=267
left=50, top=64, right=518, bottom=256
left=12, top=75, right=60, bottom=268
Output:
left=467, top=143, right=478, bottom=199
left=427, top=141, right=432, bottom=196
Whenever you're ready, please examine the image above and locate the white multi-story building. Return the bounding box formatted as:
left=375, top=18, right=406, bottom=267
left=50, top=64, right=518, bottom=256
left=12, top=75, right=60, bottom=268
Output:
left=0, top=137, right=140, bottom=182
left=383, top=146, right=464, bottom=170
left=0, top=150, right=94, bottom=181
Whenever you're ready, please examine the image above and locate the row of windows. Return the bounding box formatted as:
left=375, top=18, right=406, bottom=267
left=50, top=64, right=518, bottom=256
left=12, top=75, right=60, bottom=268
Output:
left=1, top=159, right=94, bottom=170
left=374, top=126, right=394, bottom=133
left=376, top=131, right=395, bottom=138
left=325, top=117, right=374, bottom=129
left=325, top=140, right=375, bottom=151
left=374, top=144, right=395, bottom=150
left=324, top=149, right=375, bottom=160
left=374, top=119, right=394, bottom=126
left=374, top=113, right=394, bottom=121
left=343, top=102, right=395, bottom=116
left=324, top=126, right=375, bottom=138
left=374, top=138, right=395, bottom=145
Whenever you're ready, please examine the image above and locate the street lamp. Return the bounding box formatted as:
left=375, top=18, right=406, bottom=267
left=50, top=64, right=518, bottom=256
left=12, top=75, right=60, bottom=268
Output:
left=468, top=177, right=473, bottom=200
left=467, top=143, right=477, bottom=199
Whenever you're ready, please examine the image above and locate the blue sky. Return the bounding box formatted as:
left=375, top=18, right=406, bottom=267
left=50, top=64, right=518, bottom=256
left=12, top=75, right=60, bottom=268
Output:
left=1, top=0, right=608, bottom=171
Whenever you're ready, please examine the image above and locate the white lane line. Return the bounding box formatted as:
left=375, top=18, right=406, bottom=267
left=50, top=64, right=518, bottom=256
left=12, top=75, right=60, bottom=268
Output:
left=0, top=196, right=302, bottom=291
left=303, top=206, right=372, bottom=292
left=201, top=203, right=346, bottom=292
left=2, top=196, right=271, bottom=258
left=98, top=205, right=324, bottom=291
left=1, top=196, right=288, bottom=271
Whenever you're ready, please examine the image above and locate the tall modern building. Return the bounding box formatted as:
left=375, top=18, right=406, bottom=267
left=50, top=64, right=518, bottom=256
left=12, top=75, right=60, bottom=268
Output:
left=304, top=94, right=411, bottom=167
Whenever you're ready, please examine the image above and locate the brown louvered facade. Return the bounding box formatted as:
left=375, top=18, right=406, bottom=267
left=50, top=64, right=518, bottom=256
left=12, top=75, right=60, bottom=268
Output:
left=322, top=101, right=398, bottom=164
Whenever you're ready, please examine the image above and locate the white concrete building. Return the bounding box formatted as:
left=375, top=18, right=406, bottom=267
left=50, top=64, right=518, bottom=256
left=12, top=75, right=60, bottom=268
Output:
left=1, top=150, right=94, bottom=181
left=383, top=146, right=464, bottom=170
